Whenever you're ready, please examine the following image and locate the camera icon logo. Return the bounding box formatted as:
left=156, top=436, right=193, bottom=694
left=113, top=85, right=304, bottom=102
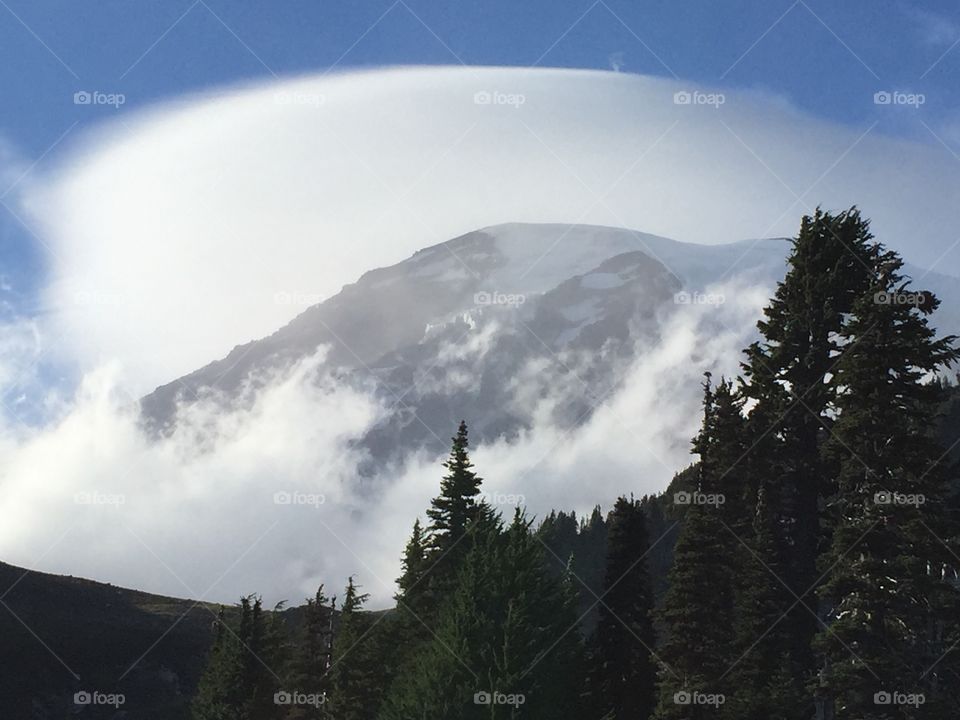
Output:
left=874, top=491, right=892, bottom=505
left=673, top=491, right=692, bottom=505
left=74, top=91, right=92, bottom=105
left=474, top=691, right=492, bottom=705
left=673, top=690, right=692, bottom=705
left=874, top=91, right=892, bottom=105
left=74, top=691, right=92, bottom=705
left=274, top=691, right=292, bottom=705
left=273, top=491, right=292, bottom=505
left=673, top=91, right=692, bottom=105
left=474, top=91, right=492, bottom=105
left=874, top=691, right=892, bottom=705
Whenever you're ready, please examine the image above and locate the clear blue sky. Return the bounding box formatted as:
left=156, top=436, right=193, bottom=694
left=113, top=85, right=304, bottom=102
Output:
left=1, top=0, right=959, bottom=307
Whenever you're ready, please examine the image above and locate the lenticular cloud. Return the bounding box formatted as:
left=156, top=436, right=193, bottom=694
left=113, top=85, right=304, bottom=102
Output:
left=19, top=66, right=960, bottom=394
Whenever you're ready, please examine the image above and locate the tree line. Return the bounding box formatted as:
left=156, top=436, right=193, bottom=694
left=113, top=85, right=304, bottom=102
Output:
left=193, top=208, right=960, bottom=719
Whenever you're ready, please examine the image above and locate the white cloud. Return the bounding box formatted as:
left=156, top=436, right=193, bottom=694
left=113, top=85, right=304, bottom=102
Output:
left=0, top=277, right=767, bottom=608
left=4, top=66, right=960, bottom=607
left=17, top=66, right=960, bottom=396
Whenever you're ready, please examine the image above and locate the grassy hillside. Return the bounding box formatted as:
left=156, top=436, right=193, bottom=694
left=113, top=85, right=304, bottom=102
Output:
left=0, top=560, right=217, bottom=719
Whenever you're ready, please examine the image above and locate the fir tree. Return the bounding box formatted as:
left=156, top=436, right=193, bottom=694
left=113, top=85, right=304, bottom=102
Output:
left=538, top=508, right=608, bottom=631
left=725, top=485, right=806, bottom=720
left=740, top=207, right=880, bottom=680
left=397, top=518, right=427, bottom=601
left=192, top=606, right=243, bottom=720
left=426, top=420, right=483, bottom=553
left=192, top=597, right=286, bottom=720
left=589, top=496, right=657, bottom=720
left=328, top=577, right=378, bottom=720
left=412, top=421, right=485, bottom=625
left=653, top=377, right=736, bottom=719
left=286, top=586, right=335, bottom=719
left=814, top=250, right=960, bottom=717
left=379, top=509, right=586, bottom=719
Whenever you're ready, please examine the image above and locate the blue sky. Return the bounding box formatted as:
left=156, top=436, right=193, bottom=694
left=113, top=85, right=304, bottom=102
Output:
left=3, top=4, right=959, bottom=242
left=1, top=0, right=959, bottom=358
left=2, top=0, right=958, bottom=155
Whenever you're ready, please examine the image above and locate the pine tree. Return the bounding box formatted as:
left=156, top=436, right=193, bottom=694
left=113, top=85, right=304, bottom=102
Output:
left=589, top=496, right=657, bottom=720
left=426, top=420, right=484, bottom=554
left=653, top=376, right=736, bottom=719
left=405, top=421, right=485, bottom=624
left=577, top=505, right=610, bottom=633
left=379, top=509, right=587, bottom=719
left=192, top=597, right=286, bottom=720
left=740, top=207, right=880, bottom=681
left=328, top=577, right=378, bottom=720
left=726, top=485, right=806, bottom=720
left=813, top=250, right=960, bottom=718
left=192, top=606, right=243, bottom=720
left=538, top=508, right=609, bottom=631
left=397, top=518, right=427, bottom=601
left=286, top=586, right=335, bottom=719
left=394, top=518, right=429, bottom=632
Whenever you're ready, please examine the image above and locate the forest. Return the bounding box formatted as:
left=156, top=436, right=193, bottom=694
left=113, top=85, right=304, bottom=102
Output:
left=191, top=209, right=960, bottom=720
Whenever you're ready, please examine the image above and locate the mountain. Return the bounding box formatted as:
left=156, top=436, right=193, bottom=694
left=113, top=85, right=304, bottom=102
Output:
left=139, top=223, right=960, bottom=469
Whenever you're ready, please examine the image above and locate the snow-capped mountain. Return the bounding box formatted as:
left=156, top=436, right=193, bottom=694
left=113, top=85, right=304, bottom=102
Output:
left=139, top=223, right=960, bottom=467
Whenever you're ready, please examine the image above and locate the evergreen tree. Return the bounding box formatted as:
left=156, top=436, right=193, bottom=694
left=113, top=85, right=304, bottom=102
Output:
left=577, top=505, right=610, bottom=633
left=328, top=577, right=378, bottom=720
left=814, top=251, right=960, bottom=718
left=653, top=499, right=732, bottom=719
left=393, top=518, right=430, bottom=640
left=426, top=420, right=484, bottom=554
left=537, top=510, right=580, bottom=579
left=286, top=586, right=335, bottom=719
left=726, top=485, right=806, bottom=720
left=379, top=509, right=586, bottom=719
left=589, top=496, right=657, bottom=720
left=192, top=597, right=286, bottom=720
left=407, top=421, right=485, bottom=626
left=538, top=508, right=609, bottom=631
left=740, top=207, right=880, bottom=680
left=653, top=377, right=735, bottom=719
left=397, top=518, right=428, bottom=601
left=192, top=606, right=243, bottom=720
